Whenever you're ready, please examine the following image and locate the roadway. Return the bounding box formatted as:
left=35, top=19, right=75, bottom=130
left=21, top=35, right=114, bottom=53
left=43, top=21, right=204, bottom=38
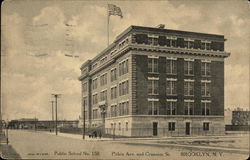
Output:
left=5, top=129, right=248, bottom=160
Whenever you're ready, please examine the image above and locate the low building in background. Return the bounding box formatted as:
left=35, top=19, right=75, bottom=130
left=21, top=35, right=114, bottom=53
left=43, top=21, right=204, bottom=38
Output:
left=225, top=108, right=249, bottom=131
left=8, top=118, right=79, bottom=130
left=232, top=109, right=250, bottom=125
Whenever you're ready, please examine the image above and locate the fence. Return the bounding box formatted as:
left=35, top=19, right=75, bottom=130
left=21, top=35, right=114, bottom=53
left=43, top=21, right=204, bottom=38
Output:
left=225, top=125, right=250, bottom=131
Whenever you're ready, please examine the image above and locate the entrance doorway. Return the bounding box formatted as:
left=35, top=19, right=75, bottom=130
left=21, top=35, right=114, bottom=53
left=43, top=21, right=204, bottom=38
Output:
left=185, top=122, right=190, bottom=135
left=152, top=122, right=158, bottom=136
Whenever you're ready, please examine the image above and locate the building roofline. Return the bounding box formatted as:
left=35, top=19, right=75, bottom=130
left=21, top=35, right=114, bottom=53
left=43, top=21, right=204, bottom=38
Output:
left=80, top=25, right=226, bottom=70
left=116, top=25, right=225, bottom=40
left=91, top=42, right=117, bottom=62
left=80, top=60, right=91, bottom=70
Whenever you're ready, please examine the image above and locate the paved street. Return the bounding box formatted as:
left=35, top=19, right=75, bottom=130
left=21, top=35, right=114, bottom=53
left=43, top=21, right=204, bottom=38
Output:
left=4, top=130, right=249, bottom=160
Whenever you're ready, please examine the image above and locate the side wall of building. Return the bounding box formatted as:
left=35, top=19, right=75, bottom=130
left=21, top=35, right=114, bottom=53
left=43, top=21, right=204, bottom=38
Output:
left=132, top=51, right=224, bottom=116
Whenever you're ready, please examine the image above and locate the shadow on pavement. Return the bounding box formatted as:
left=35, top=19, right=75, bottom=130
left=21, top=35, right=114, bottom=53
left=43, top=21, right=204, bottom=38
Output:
left=0, top=144, right=21, bottom=159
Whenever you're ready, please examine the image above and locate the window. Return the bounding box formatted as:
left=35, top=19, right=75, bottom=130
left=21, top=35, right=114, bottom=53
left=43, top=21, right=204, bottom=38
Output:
left=118, top=123, right=121, bottom=130
left=194, top=40, right=201, bottom=49
left=184, top=40, right=188, bottom=48
left=119, top=59, right=128, bottom=76
left=93, top=109, right=98, bottom=119
left=166, top=58, right=177, bottom=74
left=189, top=40, right=194, bottom=49
left=166, top=79, right=177, bottom=95
left=184, top=60, right=194, bottom=75
left=166, top=101, right=177, bottom=115
left=124, top=101, right=129, bottom=115
left=100, top=56, right=107, bottom=64
left=184, top=80, right=194, bottom=96
left=148, top=79, right=159, bottom=95
left=148, top=100, right=159, bottom=115
left=184, top=101, right=194, bottom=115
left=111, top=86, right=117, bottom=99
left=171, top=38, right=177, bottom=47
left=134, top=34, right=148, bottom=44
left=119, top=80, right=129, bottom=96
left=177, top=38, right=184, bottom=48
left=111, top=105, right=117, bottom=117
left=100, top=73, right=107, bottom=86
left=205, top=42, right=211, bottom=50
left=92, top=94, right=98, bottom=105
left=201, top=81, right=211, bottom=97
left=201, top=61, right=211, bottom=76
left=148, top=35, right=158, bottom=46
left=92, top=78, right=98, bottom=90
left=118, top=101, right=129, bottom=116
left=100, top=90, right=107, bottom=101
left=168, top=122, right=175, bottom=131
left=201, top=41, right=206, bottom=50
left=118, top=103, right=123, bottom=116
left=203, top=122, right=209, bottom=131
left=148, top=58, right=158, bottom=73
left=83, top=82, right=88, bottom=93
left=202, top=101, right=211, bottom=115
left=92, top=63, right=98, bottom=69
left=111, top=68, right=117, bottom=82
left=81, top=68, right=87, bottom=75
left=125, top=122, right=128, bottom=131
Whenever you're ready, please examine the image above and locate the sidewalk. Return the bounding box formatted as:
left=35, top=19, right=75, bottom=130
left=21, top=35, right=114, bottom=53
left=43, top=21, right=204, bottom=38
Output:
left=0, top=132, right=21, bottom=159
left=122, top=140, right=249, bottom=155
left=43, top=131, right=114, bottom=141
left=37, top=130, right=247, bottom=142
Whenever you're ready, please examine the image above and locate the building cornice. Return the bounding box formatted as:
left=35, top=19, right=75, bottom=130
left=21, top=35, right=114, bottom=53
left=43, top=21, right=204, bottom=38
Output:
left=129, top=44, right=230, bottom=58
left=78, top=44, right=230, bottom=81
left=104, top=115, right=224, bottom=120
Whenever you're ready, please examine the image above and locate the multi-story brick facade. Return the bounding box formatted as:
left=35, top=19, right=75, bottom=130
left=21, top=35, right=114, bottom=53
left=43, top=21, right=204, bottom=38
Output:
left=79, top=25, right=230, bottom=137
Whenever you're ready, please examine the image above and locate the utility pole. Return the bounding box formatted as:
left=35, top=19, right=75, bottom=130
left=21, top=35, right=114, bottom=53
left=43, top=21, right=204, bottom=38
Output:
left=82, top=100, right=85, bottom=140
left=52, top=94, right=61, bottom=135
left=51, top=101, right=54, bottom=132
left=6, top=120, right=9, bottom=145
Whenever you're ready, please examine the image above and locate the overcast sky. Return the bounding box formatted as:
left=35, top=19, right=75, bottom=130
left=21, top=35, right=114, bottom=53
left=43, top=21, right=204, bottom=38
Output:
left=1, top=0, right=249, bottom=120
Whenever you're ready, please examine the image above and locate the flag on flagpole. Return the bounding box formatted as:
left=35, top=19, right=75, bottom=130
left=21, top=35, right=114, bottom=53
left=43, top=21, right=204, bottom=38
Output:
left=108, top=4, right=123, bottom=18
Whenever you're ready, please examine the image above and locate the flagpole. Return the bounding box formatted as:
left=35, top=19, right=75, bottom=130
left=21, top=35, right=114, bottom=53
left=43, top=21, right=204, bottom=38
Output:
left=107, top=5, right=110, bottom=46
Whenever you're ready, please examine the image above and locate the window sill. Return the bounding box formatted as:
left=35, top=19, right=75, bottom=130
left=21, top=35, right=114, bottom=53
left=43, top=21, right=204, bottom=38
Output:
left=201, top=96, right=211, bottom=98
left=148, top=72, right=159, bottom=74
left=166, top=73, right=177, bottom=75
left=184, top=74, right=194, bottom=76
left=201, top=75, right=211, bottom=78
left=148, top=94, right=159, bottom=96
left=166, top=94, right=177, bottom=96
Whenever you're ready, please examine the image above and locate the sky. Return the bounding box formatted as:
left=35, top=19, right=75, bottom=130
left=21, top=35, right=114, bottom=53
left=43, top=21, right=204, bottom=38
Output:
left=1, top=0, right=250, bottom=120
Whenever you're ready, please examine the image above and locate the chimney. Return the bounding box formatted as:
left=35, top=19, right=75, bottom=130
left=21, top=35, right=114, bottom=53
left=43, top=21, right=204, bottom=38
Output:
left=156, top=24, right=165, bottom=29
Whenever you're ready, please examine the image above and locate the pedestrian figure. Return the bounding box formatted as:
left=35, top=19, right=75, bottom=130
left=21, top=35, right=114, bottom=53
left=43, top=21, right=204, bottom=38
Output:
left=95, top=131, right=97, bottom=138
left=99, top=131, right=102, bottom=139
left=93, top=131, right=97, bottom=138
